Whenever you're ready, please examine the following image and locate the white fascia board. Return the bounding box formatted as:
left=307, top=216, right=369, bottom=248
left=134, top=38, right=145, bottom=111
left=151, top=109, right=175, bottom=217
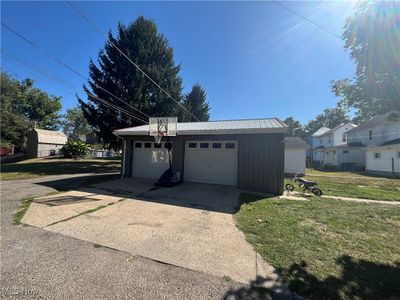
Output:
left=114, top=128, right=287, bottom=136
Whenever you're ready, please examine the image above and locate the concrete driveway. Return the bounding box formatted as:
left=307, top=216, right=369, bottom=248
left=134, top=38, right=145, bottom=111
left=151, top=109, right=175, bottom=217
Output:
left=22, top=178, right=287, bottom=294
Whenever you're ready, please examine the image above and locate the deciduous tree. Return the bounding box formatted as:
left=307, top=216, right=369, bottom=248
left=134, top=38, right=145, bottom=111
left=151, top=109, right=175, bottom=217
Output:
left=332, top=2, right=400, bottom=122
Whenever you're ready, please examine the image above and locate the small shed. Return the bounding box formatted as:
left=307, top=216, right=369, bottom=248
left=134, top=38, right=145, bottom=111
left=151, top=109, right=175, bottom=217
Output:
left=26, top=129, right=67, bottom=158
left=284, top=137, right=310, bottom=175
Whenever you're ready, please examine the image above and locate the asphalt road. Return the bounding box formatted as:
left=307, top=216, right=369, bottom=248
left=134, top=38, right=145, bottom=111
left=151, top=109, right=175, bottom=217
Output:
left=0, top=174, right=260, bottom=300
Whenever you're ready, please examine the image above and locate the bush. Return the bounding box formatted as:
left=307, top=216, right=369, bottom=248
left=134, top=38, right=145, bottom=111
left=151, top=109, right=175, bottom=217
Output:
left=61, top=141, right=90, bottom=159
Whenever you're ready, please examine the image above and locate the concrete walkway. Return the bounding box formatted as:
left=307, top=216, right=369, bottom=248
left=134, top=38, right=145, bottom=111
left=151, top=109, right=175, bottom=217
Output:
left=21, top=178, right=289, bottom=294
left=283, top=191, right=400, bottom=205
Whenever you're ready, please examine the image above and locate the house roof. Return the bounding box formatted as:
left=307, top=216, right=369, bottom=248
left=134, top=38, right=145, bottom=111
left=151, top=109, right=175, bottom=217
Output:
left=114, top=118, right=288, bottom=136
left=311, top=127, right=330, bottom=137
left=34, top=129, right=67, bottom=144
left=284, top=137, right=310, bottom=148
left=378, top=138, right=400, bottom=147
left=319, top=123, right=357, bottom=136
left=348, top=111, right=400, bottom=134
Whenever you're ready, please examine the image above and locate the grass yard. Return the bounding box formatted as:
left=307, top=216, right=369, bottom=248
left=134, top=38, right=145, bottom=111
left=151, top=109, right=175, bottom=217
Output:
left=285, top=170, right=400, bottom=201
left=1, top=157, right=121, bottom=180
left=235, top=194, right=400, bottom=300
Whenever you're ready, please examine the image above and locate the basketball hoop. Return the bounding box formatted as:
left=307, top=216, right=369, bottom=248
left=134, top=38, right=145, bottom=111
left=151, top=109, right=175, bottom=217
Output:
left=149, top=117, right=177, bottom=144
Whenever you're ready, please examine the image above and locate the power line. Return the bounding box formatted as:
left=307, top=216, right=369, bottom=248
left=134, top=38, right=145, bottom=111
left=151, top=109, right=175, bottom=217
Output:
left=1, top=22, right=150, bottom=121
left=87, top=92, right=147, bottom=123
left=271, top=1, right=341, bottom=39
left=2, top=49, right=78, bottom=89
left=66, top=0, right=199, bottom=122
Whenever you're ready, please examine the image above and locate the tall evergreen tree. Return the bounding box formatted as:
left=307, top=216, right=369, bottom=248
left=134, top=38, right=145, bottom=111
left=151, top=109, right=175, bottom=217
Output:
left=182, top=84, right=210, bottom=122
left=79, top=17, right=184, bottom=148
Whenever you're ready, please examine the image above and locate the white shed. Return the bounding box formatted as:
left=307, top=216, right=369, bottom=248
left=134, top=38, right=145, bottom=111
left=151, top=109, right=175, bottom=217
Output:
left=284, top=137, right=310, bottom=175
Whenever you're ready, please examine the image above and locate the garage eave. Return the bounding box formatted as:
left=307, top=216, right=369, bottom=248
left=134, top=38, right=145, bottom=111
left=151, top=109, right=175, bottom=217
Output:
left=114, top=128, right=287, bottom=137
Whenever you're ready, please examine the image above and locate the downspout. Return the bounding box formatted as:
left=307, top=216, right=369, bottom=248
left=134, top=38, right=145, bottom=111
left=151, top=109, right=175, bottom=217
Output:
left=114, top=133, right=126, bottom=178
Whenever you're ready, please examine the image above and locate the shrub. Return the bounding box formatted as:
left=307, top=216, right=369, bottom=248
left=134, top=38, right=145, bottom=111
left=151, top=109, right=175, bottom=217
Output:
left=61, top=141, right=90, bottom=159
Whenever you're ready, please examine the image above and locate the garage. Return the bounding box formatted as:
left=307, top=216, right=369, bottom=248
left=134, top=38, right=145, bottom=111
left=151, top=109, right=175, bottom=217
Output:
left=115, top=118, right=288, bottom=194
left=184, top=140, right=238, bottom=186
left=132, top=141, right=172, bottom=179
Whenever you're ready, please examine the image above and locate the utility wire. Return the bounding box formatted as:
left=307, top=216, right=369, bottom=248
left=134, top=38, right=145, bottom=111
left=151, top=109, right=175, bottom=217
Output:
left=1, top=22, right=150, bottom=121
left=87, top=92, right=147, bottom=123
left=2, top=49, right=77, bottom=88
left=271, top=0, right=341, bottom=39
left=66, top=0, right=199, bottom=121
left=0, top=46, right=146, bottom=122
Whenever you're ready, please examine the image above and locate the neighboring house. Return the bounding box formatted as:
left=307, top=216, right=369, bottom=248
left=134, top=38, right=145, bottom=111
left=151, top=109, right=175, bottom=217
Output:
left=307, top=127, right=330, bottom=166
left=347, top=112, right=400, bottom=176
left=114, top=118, right=288, bottom=195
left=284, top=137, right=310, bottom=175
left=310, top=123, right=360, bottom=169
left=26, top=129, right=67, bottom=158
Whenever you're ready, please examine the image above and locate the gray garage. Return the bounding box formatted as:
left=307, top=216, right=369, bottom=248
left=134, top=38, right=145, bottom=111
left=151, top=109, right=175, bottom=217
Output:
left=114, top=118, right=288, bottom=194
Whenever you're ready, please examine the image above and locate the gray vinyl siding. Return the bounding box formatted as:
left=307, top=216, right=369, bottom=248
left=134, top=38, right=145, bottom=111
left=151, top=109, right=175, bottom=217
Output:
left=122, top=133, right=285, bottom=195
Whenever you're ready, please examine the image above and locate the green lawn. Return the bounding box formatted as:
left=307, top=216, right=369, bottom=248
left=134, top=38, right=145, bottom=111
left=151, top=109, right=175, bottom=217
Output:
left=285, top=170, right=400, bottom=201
left=1, top=157, right=121, bottom=180
left=235, top=194, right=400, bottom=300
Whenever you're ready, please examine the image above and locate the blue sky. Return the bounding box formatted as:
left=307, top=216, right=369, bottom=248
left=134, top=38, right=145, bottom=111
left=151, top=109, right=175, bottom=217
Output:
left=1, top=1, right=357, bottom=124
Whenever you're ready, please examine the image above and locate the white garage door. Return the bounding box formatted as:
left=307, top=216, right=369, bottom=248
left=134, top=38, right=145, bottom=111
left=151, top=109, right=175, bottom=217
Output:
left=184, top=140, right=238, bottom=186
left=132, top=141, right=172, bottom=179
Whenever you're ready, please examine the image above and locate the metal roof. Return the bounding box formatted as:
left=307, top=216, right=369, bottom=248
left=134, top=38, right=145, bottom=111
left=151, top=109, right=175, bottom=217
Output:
left=34, top=129, right=67, bottom=144
left=114, top=118, right=287, bottom=136
left=284, top=137, right=310, bottom=148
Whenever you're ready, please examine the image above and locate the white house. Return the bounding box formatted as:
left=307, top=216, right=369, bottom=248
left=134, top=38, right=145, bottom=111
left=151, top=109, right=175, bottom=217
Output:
left=310, top=123, right=361, bottom=169
left=347, top=112, right=400, bottom=176
left=308, top=126, right=330, bottom=166
left=284, top=137, right=310, bottom=175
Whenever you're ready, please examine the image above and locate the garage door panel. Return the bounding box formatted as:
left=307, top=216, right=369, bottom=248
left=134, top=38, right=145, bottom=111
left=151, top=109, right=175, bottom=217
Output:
left=184, top=141, right=238, bottom=186
left=132, top=142, right=171, bottom=179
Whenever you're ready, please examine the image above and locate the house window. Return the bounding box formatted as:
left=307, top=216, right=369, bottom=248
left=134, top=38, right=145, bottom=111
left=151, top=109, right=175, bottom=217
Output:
left=326, top=151, right=329, bottom=155
left=135, top=143, right=142, bottom=148
left=374, top=152, right=381, bottom=159
left=188, top=142, right=197, bottom=148
left=333, top=151, right=336, bottom=155
left=343, top=150, right=349, bottom=154
left=369, top=130, right=373, bottom=140
left=154, top=143, right=162, bottom=148
left=200, top=143, right=209, bottom=149
left=212, top=143, right=222, bottom=149
left=397, top=152, right=400, bottom=158
left=225, top=143, right=235, bottom=149
left=328, top=135, right=331, bottom=143
left=144, top=143, right=152, bottom=148
left=342, top=133, right=346, bottom=142
left=165, top=142, right=173, bottom=149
